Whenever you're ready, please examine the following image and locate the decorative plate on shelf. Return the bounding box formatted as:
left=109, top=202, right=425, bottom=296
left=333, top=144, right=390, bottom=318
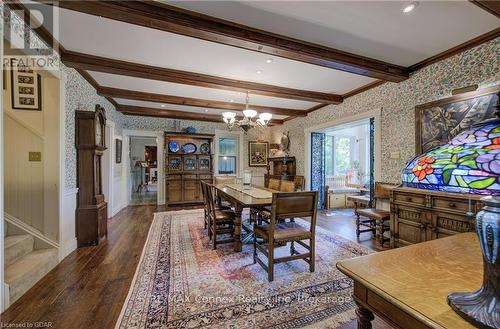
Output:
left=200, top=143, right=210, bottom=154
left=168, top=141, right=180, bottom=153
left=182, top=143, right=197, bottom=154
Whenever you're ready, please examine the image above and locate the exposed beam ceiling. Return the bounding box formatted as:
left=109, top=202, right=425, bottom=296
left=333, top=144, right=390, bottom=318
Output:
left=97, top=86, right=308, bottom=117
left=62, top=51, right=342, bottom=104
left=50, top=0, right=409, bottom=82
left=117, top=105, right=284, bottom=125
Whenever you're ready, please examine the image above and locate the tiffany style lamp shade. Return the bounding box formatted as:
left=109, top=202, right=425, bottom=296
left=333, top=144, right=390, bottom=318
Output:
left=402, top=95, right=499, bottom=328
left=402, top=121, right=500, bottom=195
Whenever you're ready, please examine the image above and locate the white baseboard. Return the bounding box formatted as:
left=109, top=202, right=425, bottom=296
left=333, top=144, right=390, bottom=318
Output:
left=59, top=237, right=77, bottom=261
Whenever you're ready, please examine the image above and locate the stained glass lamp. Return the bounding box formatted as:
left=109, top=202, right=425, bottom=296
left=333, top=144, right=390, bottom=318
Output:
left=402, top=92, right=500, bottom=328
left=401, top=121, right=500, bottom=195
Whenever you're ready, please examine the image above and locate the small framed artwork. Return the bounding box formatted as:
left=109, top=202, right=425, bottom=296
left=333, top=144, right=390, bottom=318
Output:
left=248, top=141, right=269, bottom=167
left=10, top=59, right=42, bottom=111
left=115, top=139, right=122, bottom=163
left=415, top=85, right=499, bottom=154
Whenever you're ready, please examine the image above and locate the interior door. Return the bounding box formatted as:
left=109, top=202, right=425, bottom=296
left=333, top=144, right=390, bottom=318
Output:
left=311, top=132, right=326, bottom=209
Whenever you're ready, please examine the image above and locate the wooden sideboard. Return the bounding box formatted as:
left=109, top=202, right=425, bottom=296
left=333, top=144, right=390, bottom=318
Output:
left=391, top=186, right=483, bottom=248
left=164, top=132, right=214, bottom=206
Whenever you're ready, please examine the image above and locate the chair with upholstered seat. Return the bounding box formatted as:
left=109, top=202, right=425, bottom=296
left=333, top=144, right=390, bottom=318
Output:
left=355, top=182, right=397, bottom=245
left=253, top=191, right=318, bottom=281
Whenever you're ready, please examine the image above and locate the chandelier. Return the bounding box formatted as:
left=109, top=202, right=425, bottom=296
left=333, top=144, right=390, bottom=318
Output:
left=222, top=91, right=272, bottom=132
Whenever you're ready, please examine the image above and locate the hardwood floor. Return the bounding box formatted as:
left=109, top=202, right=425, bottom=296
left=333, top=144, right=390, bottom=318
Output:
left=1, top=205, right=156, bottom=329
left=1, top=205, right=390, bottom=328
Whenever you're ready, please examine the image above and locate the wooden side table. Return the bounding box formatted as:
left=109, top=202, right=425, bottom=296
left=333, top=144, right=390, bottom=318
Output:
left=337, top=233, right=481, bottom=329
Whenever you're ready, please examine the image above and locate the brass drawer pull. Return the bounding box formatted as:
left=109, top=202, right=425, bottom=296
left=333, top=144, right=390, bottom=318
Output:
left=448, top=202, right=456, bottom=208
left=406, top=197, right=412, bottom=202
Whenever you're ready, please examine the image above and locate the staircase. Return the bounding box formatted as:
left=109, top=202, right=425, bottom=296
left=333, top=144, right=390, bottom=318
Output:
left=4, top=233, right=58, bottom=305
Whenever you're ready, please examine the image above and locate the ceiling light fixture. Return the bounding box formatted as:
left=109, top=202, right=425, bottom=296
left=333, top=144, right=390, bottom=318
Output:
left=403, top=1, right=418, bottom=13
left=161, top=104, right=166, bottom=108
left=204, top=109, right=209, bottom=112
left=256, top=70, right=262, bottom=74
left=222, top=91, right=272, bottom=133
left=266, top=58, right=273, bottom=64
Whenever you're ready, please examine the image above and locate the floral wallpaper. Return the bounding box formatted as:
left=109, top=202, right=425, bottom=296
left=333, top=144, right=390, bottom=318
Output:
left=63, top=65, right=126, bottom=189
left=271, top=37, right=500, bottom=183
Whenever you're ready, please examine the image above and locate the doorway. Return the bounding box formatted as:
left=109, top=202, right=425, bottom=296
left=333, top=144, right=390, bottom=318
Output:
left=129, top=136, right=158, bottom=205
left=310, top=118, right=375, bottom=209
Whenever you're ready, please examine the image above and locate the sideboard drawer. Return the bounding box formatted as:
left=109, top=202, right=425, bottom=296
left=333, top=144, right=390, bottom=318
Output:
left=393, top=192, right=426, bottom=206
left=199, top=174, right=213, bottom=180
left=184, top=174, right=197, bottom=180
left=433, top=197, right=470, bottom=213
left=167, top=174, right=182, bottom=181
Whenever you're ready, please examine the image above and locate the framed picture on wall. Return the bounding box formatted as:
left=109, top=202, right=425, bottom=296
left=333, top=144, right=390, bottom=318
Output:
left=415, top=85, right=499, bottom=154
left=116, top=139, right=122, bottom=163
left=248, top=141, right=269, bottom=167
left=10, top=59, right=42, bottom=111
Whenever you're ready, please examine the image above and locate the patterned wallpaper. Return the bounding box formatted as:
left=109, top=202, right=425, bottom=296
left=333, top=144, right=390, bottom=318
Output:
left=271, top=37, right=500, bottom=183
left=63, top=65, right=126, bottom=189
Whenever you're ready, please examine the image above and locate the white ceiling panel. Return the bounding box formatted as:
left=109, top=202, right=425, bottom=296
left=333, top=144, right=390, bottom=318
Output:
left=89, top=71, right=317, bottom=110
left=54, top=7, right=375, bottom=94
left=115, top=98, right=288, bottom=120
left=168, top=1, right=499, bottom=66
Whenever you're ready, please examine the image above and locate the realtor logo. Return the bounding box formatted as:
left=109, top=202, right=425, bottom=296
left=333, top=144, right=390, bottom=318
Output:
left=3, top=2, right=58, bottom=70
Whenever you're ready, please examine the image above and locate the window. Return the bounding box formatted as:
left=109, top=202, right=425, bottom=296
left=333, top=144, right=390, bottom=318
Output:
left=218, top=137, right=237, bottom=174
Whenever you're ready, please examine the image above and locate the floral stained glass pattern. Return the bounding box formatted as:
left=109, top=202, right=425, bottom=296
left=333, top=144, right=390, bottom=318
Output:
left=402, top=121, right=500, bottom=195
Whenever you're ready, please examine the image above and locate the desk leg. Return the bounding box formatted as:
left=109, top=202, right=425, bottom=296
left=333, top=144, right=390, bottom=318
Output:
left=234, top=204, right=243, bottom=252
left=355, top=302, right=374, bottom=329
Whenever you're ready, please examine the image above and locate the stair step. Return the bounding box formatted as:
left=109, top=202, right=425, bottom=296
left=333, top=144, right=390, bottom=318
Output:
left=5, top=235, right=34, bottom=266
left=5, top=248, right=58, bottom=304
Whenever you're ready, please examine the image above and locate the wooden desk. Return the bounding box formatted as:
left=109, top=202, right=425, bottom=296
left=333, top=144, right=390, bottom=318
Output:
left=214, top=184, right=273, bottom=252
left=337, top=233, right=482, bottom=329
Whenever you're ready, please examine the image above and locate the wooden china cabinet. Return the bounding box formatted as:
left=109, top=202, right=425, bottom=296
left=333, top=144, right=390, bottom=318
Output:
left=75, top=105, right=108, bottom=247
left=164, top=132, right=214, bottom=206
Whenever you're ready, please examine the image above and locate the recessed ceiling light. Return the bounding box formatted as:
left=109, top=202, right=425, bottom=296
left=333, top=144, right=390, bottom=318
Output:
left=256, top=70, right=263, bottom=74
left=230, top=99, right=234, bottom=102
left=266, top=58, right=273, bottom=64
left=161, top=104, right=166, bottom=108
left=204, top=109, right=209, bottom=112
left=403, top=2, right=418, bottom=13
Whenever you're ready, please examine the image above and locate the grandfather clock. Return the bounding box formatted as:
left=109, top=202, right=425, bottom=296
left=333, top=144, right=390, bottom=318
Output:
left=75, top=105, right=108, bottom=247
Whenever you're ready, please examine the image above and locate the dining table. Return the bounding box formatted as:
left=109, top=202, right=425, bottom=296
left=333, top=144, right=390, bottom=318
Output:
left=213, top=183, right=274, bottom=252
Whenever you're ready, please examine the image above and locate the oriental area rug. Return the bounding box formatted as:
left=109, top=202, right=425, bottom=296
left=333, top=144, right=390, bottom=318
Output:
left=116, top=209, right=372, bottom=329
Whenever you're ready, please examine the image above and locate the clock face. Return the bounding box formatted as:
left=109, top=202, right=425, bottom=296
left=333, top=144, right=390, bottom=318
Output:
left=95, top=116, right=103, bottom=146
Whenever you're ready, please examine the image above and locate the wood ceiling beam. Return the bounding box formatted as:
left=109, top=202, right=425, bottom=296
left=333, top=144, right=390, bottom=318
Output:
left=49, top=0, right=409, bottom=82
left=62, top=51, right=342, bottom=104
left=97, top=86, right=308, bottom=117
left=117, top=105, right=284, bottom=125
left=470, top=1, right=500, bottom=18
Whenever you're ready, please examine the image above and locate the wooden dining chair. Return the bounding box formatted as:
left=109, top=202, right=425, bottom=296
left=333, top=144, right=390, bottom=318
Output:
left=201, top=181, right=231, bottom=238
left=206, top=183, right=236, bottom=249
left=268, top=178, right=281, bottom=191
left=280, top=180, right=296, bottom=192
left=356, top=182, right=397, bottom=245
left=253, top=191, right=319, bottom=281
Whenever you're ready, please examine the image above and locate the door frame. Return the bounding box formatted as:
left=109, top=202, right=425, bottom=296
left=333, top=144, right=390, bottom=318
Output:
left=304, top=109, right=382, bottom=191
left=123, top=129, right=165, bottom=205
left=102, top=120, right=114, bottom=217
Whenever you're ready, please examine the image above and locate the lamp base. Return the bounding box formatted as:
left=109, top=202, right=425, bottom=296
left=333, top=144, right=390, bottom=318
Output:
left=448, top=288, right=499, bottom=329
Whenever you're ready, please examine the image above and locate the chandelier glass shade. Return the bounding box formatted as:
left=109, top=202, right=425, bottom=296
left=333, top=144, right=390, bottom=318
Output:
left=222, top=92, right=272, bottom=132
